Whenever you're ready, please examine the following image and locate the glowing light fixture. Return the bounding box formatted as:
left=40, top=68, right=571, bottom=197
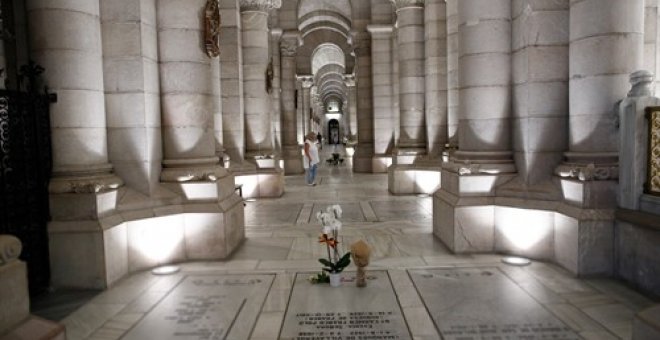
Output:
left=245, top=198, right=257, bottom=202
left=151, top=265, right=180, bottom=275
left=501, top=256, right=531, bottom=266
left=417, top=193, right=430, bottom=198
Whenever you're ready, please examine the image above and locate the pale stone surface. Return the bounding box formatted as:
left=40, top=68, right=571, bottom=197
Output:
left=0, top=261, right=29, bottom=335
left=424, top=0, right=447, bottom=158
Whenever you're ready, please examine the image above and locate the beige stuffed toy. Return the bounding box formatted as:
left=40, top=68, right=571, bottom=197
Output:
left=350, top=240, right=371, bottom=287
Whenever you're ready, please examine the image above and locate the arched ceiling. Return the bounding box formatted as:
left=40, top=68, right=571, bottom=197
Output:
left=296, top=0, right=353, bottom=111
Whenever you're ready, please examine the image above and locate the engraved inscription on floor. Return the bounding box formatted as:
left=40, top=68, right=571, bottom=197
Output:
left=409, top=267, right=581, bottom=340
left=280, top=271, right=412, bottom=340
left=122, top=274, right=274, bottom=340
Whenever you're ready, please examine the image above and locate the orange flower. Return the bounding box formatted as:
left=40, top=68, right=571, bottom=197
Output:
left=318, top=234, right=339, bottom=248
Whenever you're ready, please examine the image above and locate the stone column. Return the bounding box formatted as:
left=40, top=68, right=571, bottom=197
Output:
left=392, top=0, right=426, bottom=163
left=510, top=0, right=569, bottom=186
left=296, top=78, right=304, bottom=143
left=555, top=0, right=644, bottom=208
left=158, top=0, right=226, bottom=182
left=343, top=74, right=357, bottom=140
left=453, top=0, right=514, bottom=172
left=270, top=28, right=282, bottom=153
left=220, top=0, right=244, bottom=165
left=392, top=31, right=400, bottom=146
left=102, top=0, right=161, bottom=196
left=446, top=0, right=459, bottom=149
left=645, top=0, right=660, bottom=96
left=280, top=30, right=303, bottom=174
left=300, top=75, right=313, bottom=135
left=424, top=0, right=447, bottom=159
left=240, top=0, right=281, bottom=160
left=27, top=0, right=123, bottom=193
left=352, top=30, right=374, bottom=173
left=367, top=25, right=395, bottom=172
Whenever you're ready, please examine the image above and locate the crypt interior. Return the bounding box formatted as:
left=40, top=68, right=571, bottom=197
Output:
left=1, top=0, right=660, bottom=339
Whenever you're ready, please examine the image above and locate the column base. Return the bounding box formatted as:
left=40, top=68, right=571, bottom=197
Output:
left=433, top=168, right=615, bottom=276
left=393, top=147, right=427, bottom=165
left=48, top=170, right=245, bottom=289
left=388, top=164, right=441, bottom=195
left=372, top=154, right=393, bottom=173
left=161, top=157, right=228, bottom=182
left=0, top=257, right=29, bottom=335
left=282, top=145, right=304, bottom=175
left=49, top=164, right=124, bottom=194
left=353, top=143, right=374, bottom=173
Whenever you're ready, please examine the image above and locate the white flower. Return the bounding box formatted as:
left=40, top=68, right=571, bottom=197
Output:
left=332, top=205, right=342, bottom=219
left=322, top=225, right=332, bottom=235
left=330, top=220, right=342, bottom=231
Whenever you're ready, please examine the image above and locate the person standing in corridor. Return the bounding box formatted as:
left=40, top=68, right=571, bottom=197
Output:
left=304, top=132, right=320, bottom=186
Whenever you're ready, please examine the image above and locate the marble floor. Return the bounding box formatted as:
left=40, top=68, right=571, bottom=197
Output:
left=43, top=145, right=657, bottom=340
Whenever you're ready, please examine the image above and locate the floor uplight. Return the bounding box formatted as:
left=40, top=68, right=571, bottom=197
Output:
left=501, top=256, right=531, bottom=266
left=151, top=265, right=180, bottom=275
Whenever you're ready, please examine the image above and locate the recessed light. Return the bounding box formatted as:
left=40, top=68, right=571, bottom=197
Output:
left=151, top=265, right=180, bottom=275
left=501, top=256, right=531, bottom=266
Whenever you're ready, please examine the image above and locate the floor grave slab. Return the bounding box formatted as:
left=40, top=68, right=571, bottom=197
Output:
left=280, top=270, right=412, bottom=340
left=122, top=274, right=274, bottom=340
left=409, top=267, right=580, bottom=340
left=312, top=203, right=366, bottom=223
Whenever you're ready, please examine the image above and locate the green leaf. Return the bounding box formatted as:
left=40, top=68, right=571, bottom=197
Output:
left=319, top=259, right=333, bottom=267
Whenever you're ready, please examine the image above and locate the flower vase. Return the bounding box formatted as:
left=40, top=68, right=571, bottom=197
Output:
left=329, top=273, right=341, bottom=287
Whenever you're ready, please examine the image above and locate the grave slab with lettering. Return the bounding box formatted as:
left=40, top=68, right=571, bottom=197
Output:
left=409, top=268, right=580, bottom=340
left=123, top=274, right=274, bottom=340
left=280, top=271, right=412, bottom=340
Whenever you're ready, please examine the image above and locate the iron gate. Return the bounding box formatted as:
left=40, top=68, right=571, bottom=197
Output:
left=0, top=89, right=52, bottom=295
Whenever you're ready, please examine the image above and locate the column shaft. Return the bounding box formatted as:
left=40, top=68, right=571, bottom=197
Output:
left=280, top=31, right=303, bottom=174
left=241, top=9, right=272, bottom=156
left=352, top=31, right=374, bottom=172
left=456, top=0, right=513, bottom=167
left=395, top=2, right=426, bottom=151
left=446, top=0, right=459, bottom=147
left=27, top=0, right=122, bottom=193
left=367, top=25, right=395, bottom=156
left=270, top=29, right=282, bottom=152
left=158, top=0, right=223, bottom=181
left=645, top=1, right=660, bottom=96
left=301, top=78, right=312, bottom=134
left=220, top=0, right=244, bottom=163
left=567, top=0, right=644, bottom=159
left=344, top=75, right=357, bottom=140
left=424, top=0, right=447, bottom=158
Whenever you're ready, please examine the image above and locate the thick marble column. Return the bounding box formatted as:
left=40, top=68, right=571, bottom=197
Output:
left=343, top=74, right=357, bottom=140
left=270, top=28, right=282, bottom=153
left=645, top=0, right=660, bottom=96
left=424, top=0, right=447, bottom=159
left=280, top=31, right=303, bottom=174
left=220, top=0, right=245, bottom=165
left=102, top=0, right=161, bottom=196
left=392, top=31, right=400, bottom=145
left=392, top=0, right=426, bottom=163
left=240, top=0, right=281, bottom=160
left=367, top=25, right=395, bottom=172
left=446, top=0, right=459, bottom=149
left=555, top=0, right=644, bottom=208
left=27, top=0, right=123, bottom=193
left=295, top=78, right=304, bottom=144
left=453, top=0, right=514, bottom=172
left=158, top=0, right=226, bottom=182
left=351, top=30, right=374, bottom=173
left=299, top=75, right=313, bottom=135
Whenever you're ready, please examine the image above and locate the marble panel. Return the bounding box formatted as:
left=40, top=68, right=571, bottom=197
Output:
left=409, top=267, right=579, bottom=339
left=245, top=203, right=302, bottom=226
left=312, top=203, right=365, bottom=223
left=122, top=274, right=273, bottom=340
left=280, top=271, right=412, bottom=339
left=370, top=200, right=432, bottom=223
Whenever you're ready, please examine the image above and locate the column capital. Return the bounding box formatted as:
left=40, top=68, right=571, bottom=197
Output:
left=349, top=31, right=371, bottom=56
left=391, top=0, right=424, bottom=9
left=343, top=74, right=356, bottom=86
left=239, top=0, right=281, bottom=12
left=280, top=30, right=301, bottom=56
left=366, top=24, right=394, bottom=37
left=297, top=75, right=314, bottom=88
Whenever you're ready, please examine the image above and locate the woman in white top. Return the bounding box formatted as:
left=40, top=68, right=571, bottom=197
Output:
left=304, top=132, right=320, bottom=186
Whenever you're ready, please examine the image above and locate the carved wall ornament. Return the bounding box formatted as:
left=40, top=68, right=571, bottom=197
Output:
left=280, top=37, right=299, bottom=57
left=645, top=107, right=660, bottom=195
left=204, top=0, right=221, bottom=58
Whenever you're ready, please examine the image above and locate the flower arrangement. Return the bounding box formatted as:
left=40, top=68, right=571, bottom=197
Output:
left=309, top=205, right=351, bottom=284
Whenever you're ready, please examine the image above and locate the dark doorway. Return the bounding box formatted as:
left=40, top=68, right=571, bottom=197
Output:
left=0, top=90, right=53, bottom=295
left=328, top=119, right=340, bottom=144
